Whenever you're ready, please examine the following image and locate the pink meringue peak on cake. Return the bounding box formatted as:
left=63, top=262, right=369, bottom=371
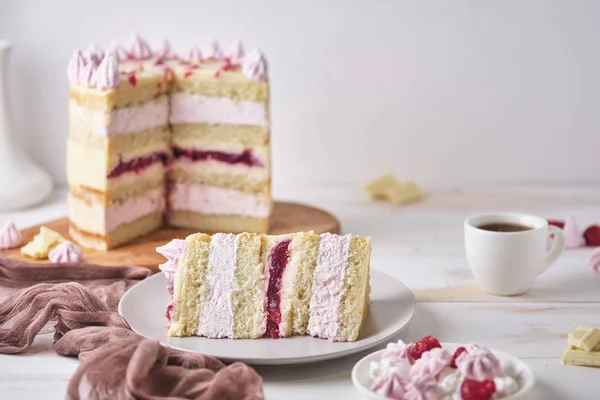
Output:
left=157, top=231, right=371, bottom=341
left=0, top=221, right=22, bottom=249
left=66, top=34, right=272, bottom=251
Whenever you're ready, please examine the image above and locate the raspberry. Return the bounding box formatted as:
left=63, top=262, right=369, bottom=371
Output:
left=450, top=346, right=467, bottom=368
left=461, top=379, right=496, bottom=400
left=408, top=336, right=442, bottom=360
left=419, top=335, right=442, bottom=349
left=548, top=219, right=565, bottom=229
left=128, top=73, right=137, bottom=87
left=584, top=225, right=600, bottom=246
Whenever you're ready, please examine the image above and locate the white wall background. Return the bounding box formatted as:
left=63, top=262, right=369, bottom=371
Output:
left=1, top=0, right=599, bottom=189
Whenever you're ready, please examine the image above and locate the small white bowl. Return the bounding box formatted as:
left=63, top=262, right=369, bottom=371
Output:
left=352, top=342, right=536, bottom=400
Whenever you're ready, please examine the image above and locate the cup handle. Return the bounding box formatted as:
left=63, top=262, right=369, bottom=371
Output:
left=540, top=225, right=566, bottom=275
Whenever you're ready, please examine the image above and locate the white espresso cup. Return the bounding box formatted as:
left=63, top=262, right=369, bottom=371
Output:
left=464, top=213, right=565, bottom=296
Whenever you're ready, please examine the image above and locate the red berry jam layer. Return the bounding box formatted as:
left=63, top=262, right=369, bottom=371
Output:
left=172, top=146, right=263, bottom=167
left=265, top=239, right=291, bottom=339
left=107, top=152, right=168, bottom=179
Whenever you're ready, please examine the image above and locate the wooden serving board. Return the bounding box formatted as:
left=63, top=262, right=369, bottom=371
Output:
left=3, top=201, right=340, bottom=272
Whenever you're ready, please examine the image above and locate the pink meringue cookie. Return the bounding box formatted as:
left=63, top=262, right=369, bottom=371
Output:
left=370, top=357, right=411, bottom=380
left=371, top=371, right=407, bottom=399
left=84, top=44, right=104, bottom=65
left=564, top=216, right=586, bottom=249
left=409, top=347, right=451, bottom=379
left=67, top=50, right=86, bottom=84
left=203, top=40, right=223, bottom=60
left=590, top=248, right=600, bottom=273
left=0, top=221, right=22, bottom=249
left=225, top=39, right=244, bottom=65
left=79, top=61, right=97, bottom=87
left=48, top=241, right=83, bottom=263
left=242, top=49, right=267, bottom=81
left=96, top=51, right=120, bottom=89
left=403, top=374, right=439, bottom=400
left=156, top=239, right=187, bottom=294
left=455, top=344, right=501, bottom=381
left=107, top=42, right=128, bottom=62
left=437, top=367, right=462, bottom=395
left=155, top=39, right=177, bottom=60
left=494, top=376, right=519, bottom=397
left=186, top=46, right=203, bottom=64
left=382, top=339, right=415, bottom=364
left=128, top=33, right=152, bottom=60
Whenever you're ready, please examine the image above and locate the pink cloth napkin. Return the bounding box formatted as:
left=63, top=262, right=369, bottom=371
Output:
left=0, top=256, right=264, bottom=399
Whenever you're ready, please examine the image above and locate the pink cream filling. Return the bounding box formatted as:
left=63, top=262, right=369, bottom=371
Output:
left=156, top=239, right=187, bottom=323
left=307, top=233, right=352, bottom=341
left=169, top=92, right=266, bottom=126
left=106, top=187, right=164, bottom=232
left=265, top=239, right=291, bottom=339
left=196, top=233, right=236, bottom=338
left=71, top=99, right=169, bottom=136
left=170, top=183, right=270, bottom=218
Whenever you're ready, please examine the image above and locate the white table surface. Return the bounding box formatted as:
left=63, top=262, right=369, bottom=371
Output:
left=1, top=183, right=599, bottom=399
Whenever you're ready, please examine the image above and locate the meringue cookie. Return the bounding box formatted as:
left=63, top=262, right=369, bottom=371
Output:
left=155, top=39, right=177, bottom=60
left=0, top=221, right=22, bottom=249
left=107, top=42, right=129, bottom=62
left=225, top=39, right=244, bottom=65
left=455, top=344, right=502, bottom=381
left=437, top=367, right=462, bottom=395
left=79, top=62, right=97, bottom=87
left=370, top=357, right=411, bottom=380
left=84, top=44, right=104, bottom=65
left=157, top=239, right=187, bottom=294
left=67, top=50, right=86, bottom=84
left=499, top=357, right=517, bottom=377
left=590, top=248, right=600, bottom=273
left=371, top=371, right=406, bottom=399
left=382, top=340, right=415, bottom=364
left=494, top=376, right=519, bottom=397
left=203, top=40, right=222, bottom=60
left=410, top=347, right=451, bottom=379
left=564, top=216, right=586, bottom=249
left=187, top=46, right=203, bottom=64
left=48, top=241, right=83, bottom=263
left=403, top=374, right=439, bottom=400
left=128, top=33, right=152, bottom=60
left=242, top=49, right=267, bottom=81
left=96, top=51, right=120, bottom=89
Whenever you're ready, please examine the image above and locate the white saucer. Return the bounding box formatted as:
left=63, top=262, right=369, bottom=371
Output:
left=352, top=342, right=536, bottom=399
left=118, top=269, right=415, bottom=365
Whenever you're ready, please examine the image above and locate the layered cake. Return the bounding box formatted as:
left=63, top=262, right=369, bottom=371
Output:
left=157, top=231, right=371, bottom=341
left=67, top=35, right=271, bottom=250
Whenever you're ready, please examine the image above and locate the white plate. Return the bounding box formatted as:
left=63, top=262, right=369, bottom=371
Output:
left=352, top=342, right=536, bottom=399
left=118, top=269, right=415, bottom=365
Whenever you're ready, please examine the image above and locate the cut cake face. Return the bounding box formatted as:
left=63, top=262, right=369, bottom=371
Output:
left=66, top=35, right=271, bottom=251
left=157, top=231, right=372, bottom=342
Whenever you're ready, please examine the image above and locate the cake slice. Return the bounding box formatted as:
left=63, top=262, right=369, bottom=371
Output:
left=157, top=231, right=371, bottom=341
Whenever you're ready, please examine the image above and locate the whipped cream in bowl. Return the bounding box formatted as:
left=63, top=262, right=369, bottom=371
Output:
left=351, top=338, right=535, bottom=400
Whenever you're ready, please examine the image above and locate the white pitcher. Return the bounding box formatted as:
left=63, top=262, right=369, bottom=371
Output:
left=0, top=40, right=53, bottom=210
